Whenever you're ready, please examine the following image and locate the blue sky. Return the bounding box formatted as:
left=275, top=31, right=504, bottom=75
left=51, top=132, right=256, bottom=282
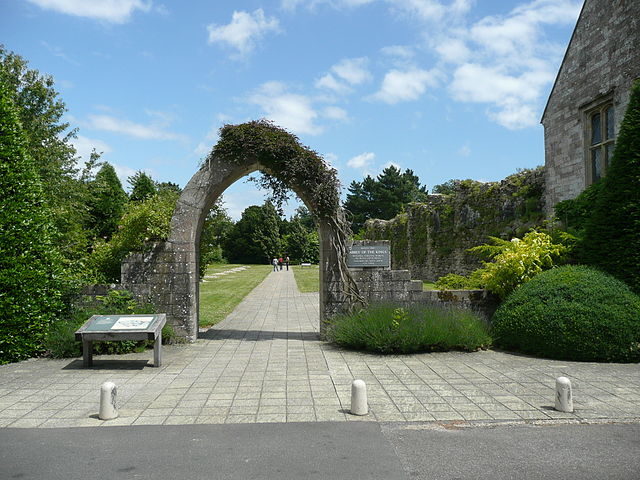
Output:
left=2, top=0, right=583, bottom=219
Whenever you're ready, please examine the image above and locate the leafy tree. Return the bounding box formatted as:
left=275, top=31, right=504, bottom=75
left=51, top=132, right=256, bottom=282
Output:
left=199, top=198, right=234, bottom=276
left=283, top=218, right=319, bottom=263
left=89, top=190, right=179, bottom=282
left=224, top=202, right=282, bottom=264
left=128, top=170, right=157, bottom=202
left=0, top=84, right=65, bottom=363
left=157, top=181, right=182, bottom=194
left=86, top=162, right=128, bottom=240
left=0, top=45, right=90, bottom=261
left=344, top=165, right=428, bottom=232
left=581, top=80, right=640, bottom=293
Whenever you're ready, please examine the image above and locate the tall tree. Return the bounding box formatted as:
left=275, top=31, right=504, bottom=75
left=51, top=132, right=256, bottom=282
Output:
left=223, top=202, right=282, bottom=264
left=87, top=162, right=128, bottom=240
left=199, top=198, right=234, bottom=276
left=0, top=45, right=89, bottom=259
left=344, top=165, right=428, bottom=232
left=581, top=81, right=640, bottom=293
left=128, top=170, right=157, bottom=202
left=0, top=84, right=65, bottom=363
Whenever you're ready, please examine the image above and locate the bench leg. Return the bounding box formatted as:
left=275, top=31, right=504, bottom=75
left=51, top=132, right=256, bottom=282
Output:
left=83, top=340, right=93, bottom=367
left=153, top=332, right=162, bottom=367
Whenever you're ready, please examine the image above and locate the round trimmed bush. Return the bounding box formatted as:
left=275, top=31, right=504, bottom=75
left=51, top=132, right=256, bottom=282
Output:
left=492, top=265, right=640, bottom=362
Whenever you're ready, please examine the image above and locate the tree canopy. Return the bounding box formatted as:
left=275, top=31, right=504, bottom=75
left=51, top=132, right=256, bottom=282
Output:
left=0, top=84, right=65, bottom=364
left=344, top=165, right=428, bottom=232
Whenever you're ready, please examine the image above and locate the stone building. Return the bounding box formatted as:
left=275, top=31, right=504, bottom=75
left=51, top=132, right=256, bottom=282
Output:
left=541, top=0, right=640, bottom=213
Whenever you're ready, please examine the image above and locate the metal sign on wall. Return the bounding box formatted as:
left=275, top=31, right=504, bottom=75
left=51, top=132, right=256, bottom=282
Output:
left=347, top=244, right=390, bottom=268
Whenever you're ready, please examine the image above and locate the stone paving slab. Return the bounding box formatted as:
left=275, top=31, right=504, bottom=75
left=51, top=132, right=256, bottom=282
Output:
left=1, top=269, right=639, bottom=428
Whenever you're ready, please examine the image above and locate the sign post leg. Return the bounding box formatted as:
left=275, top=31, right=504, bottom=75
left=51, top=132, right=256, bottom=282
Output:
left=153, top=331, right=162, bottom=367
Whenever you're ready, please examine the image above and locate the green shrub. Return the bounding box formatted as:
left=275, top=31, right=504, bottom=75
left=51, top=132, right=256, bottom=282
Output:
left=433, top=231, right=566, bottom=298
left=327, top=303, right=492, bottom=354
left=44, top=290, right=157, bottom=359
left=88, top=190, right=179, bottom=282
left=492, top=265, right=640, bottom=362
left=0, top=84, right=66, bottom=364
left=581, top=80, right=640, bottom=294
left=435, top=273, right=482, bottom=290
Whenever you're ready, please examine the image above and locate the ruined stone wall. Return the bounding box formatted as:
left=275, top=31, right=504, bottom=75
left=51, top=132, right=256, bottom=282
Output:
left=542, top=0, right=640, bottom=212
left=121, top=241, right=195, bottom=340
left=363, top=168, right=545, bottom=281
left=349, top=269, right=499, bottom=323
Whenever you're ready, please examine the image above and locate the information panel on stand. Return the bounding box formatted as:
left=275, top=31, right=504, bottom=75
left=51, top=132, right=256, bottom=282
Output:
left=347, top=244, right=390, bottom=268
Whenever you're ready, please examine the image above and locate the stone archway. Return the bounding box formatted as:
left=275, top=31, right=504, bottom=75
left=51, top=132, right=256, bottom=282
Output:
left=121, top=121, right=360, bottom=342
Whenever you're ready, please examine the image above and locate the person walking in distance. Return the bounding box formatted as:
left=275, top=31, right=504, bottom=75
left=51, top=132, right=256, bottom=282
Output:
left=278, top=256, right=283, bottom=271
left=272, top=257, right=278, bottom=272
left=285, top=256, right=290, bottom=271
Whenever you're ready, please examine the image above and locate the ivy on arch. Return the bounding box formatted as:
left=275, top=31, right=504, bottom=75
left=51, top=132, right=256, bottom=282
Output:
left=211, top=119, right=365, bottom=310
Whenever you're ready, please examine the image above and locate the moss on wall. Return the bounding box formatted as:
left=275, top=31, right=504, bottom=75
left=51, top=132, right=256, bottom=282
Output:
left=363, top=167, right=546, bottom=281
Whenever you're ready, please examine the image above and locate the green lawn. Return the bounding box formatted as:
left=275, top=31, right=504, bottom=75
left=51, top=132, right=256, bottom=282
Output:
left=292, top=264, right=319, bottom=293
left=199, top=263, right=272, bottom=328
left=423, top=282, right=437, bottom=290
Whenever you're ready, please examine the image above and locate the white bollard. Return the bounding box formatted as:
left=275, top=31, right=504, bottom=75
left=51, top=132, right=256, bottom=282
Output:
left=351, top=379, right=368, bottom=416
left=99, top=381, right=118, bottom=420
left=555, top=376, right=574, bottom=413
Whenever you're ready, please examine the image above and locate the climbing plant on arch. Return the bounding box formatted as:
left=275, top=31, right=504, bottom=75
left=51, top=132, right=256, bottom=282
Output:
left=121, top=120, right=363, bottom=341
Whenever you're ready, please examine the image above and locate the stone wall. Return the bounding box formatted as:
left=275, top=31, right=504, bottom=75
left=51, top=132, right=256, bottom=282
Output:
left=121, top=241, right=195, bottom=340
left=349, top=269, right=499, bottom=323
left=363, top=168, right=545, bottom=281
left=542, top=0, right=640, bottom=212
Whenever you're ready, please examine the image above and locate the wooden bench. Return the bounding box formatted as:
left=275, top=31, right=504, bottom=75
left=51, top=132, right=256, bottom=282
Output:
left=75, top=314, right=166, bottom=367
left=300, top=263, right=312, bottom=267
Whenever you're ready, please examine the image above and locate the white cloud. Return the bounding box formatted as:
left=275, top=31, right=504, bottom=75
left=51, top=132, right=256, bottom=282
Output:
left=434, top=38, right=470, bottom=64
left=194, top=125, right=221, bottom=157
left=457, top=144, right=471, bottom=157
left=207, top=9, right=280, bottom=58
left=26, top=0, right=151, bottom=23
left=387, top=0, right=446, bottom=21
left=380, top=45, right=414, bottom=60
left=315, top=57, right=371, bottom=94
left=248, top=82, right=322, bottom=135
left=86, top=114, right=185, bottom=141
left=347, top=152, right=375, bottom=169
left=322, top=106, right=348, bottom=121
left=450, top=63, right=554, bottom=129
left=370, top=68, right=441, bottom=104
left=72, top=135, right=111, bottom=163
left=332, top=57, right=371, bottom=85
left=315, top=73, right=350, bottom=94
left=429, top=0, right=582, bottom=129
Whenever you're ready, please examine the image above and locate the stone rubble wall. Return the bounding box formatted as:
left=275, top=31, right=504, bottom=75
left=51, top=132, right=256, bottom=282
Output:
left=349, top=269, right=499, bottom=323
left=121, top=241, right=196, bottom=340
left=363, top=168, right=545, bottom=281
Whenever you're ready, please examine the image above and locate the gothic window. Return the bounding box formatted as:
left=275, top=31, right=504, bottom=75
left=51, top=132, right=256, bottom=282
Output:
left=586, top=103, right=615, bottom=184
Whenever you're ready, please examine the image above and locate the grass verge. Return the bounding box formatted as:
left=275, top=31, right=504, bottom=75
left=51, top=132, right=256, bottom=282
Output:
left=326, top=303, right=492, bottom=354
left=292, top=264, right=320, bottom=293
left=199, top=263, right=272, bottom=328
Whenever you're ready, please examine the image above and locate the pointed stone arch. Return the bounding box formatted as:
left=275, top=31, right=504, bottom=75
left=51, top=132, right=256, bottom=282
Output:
left=121, top=121, right=361, bottom=341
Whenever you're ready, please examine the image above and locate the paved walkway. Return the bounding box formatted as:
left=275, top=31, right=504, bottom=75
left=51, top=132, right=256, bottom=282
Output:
left=1, top=269, right=639, bottom=428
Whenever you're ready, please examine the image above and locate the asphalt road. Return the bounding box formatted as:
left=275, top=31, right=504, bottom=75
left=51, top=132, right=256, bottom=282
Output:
left=1, top=421, right=639, bottom=480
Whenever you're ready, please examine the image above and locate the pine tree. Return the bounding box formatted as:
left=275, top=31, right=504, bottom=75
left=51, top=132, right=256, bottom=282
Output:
left=87, top=163, right=128, bottom=240
left=0, top=84, right=65, bottom=363
left=128, top=170, right=157, bottom=202
left=581, top=81, right=640, bottom=293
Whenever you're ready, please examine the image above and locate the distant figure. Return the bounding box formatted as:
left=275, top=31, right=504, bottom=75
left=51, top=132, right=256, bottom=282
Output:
left=278, top=257, right=283, bottom=271
left=272, top=258, right=278, bottom=272
left=285, top=256, right=290, bottom=271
